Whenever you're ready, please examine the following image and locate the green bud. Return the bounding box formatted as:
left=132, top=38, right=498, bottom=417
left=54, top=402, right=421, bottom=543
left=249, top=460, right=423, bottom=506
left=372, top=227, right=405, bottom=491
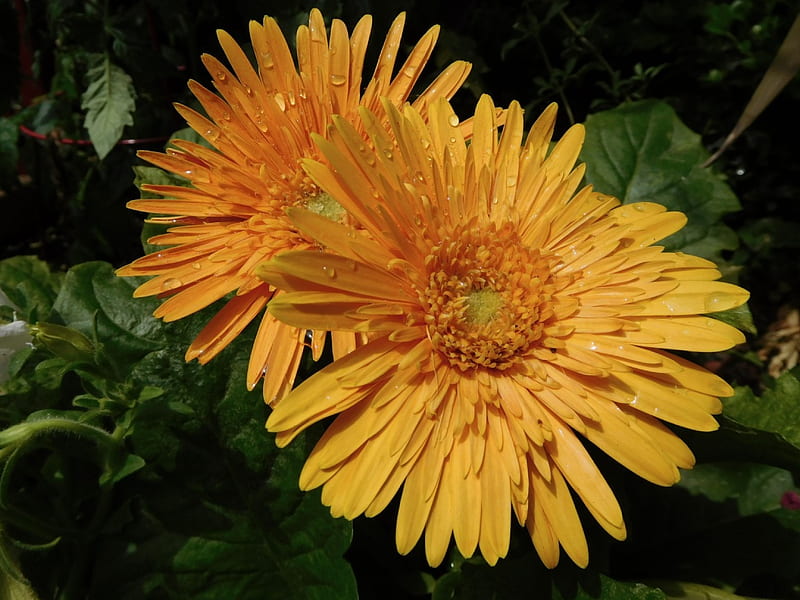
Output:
left=30, top=322, right=95, bottom=364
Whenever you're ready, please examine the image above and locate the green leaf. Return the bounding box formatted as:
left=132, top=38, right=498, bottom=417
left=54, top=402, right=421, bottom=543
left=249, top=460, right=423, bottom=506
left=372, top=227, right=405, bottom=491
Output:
left=132, top=165, right=188, bottom=197
left=81, top=54, right=136, bottom=159
left=581, top=100, right=740, bottom=264
left=51, top=262, right=165, bottom=377
left=0, top=256, right=63, bottom=323
left=723, top=370, right=800, bottom=451
left=87, top=333, right=357, bottom=599
left=101, top=453, right=145, bottom=486
left=711, top=303, right=756, bottom=335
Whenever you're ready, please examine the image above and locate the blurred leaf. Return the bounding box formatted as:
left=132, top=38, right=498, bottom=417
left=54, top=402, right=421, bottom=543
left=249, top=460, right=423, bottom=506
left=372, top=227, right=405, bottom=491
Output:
left=0, top=118, right=18, bottom=185
left=81, top=54, right=136, bottom=159
left=680, top=462, right=794, bottom=516
left=738, top=217, right=800, bottom=252
left=52, top=262, right=164, bottom=377
left=433, top=558, right=666, bottom=600
left=0, top=257, right=63, bottom=323
left=0, top=567, right=39, bottom=600
left=582, top=100, right=740, bottom=264
left=655, top=580, right=769, bottom=599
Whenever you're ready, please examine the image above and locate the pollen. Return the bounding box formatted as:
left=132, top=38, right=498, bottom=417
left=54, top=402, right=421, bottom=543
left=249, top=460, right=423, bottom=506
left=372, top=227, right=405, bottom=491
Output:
left=420, top=222, right=556, bottom=371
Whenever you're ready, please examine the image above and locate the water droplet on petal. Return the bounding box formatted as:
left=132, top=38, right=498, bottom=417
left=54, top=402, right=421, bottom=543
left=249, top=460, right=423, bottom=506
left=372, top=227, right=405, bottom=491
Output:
left=191, top=262, right=202, bottom=270
left=448, top=114, right=459, bottom=127
left=216, top=71, right=227, bottom=81
left=274, top=93, right=286, bottom=112
left=162, top=278, right=183, bottom=291
left=322, top=266, right=336, bottom=279
left=204, top=127, right=220, bottom=142
left=330, top=74, right=347, bottom=86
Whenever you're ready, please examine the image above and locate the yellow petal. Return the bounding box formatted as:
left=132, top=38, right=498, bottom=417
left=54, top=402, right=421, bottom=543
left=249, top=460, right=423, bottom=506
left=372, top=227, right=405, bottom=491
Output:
left=631, top=281, right=750, bottom=316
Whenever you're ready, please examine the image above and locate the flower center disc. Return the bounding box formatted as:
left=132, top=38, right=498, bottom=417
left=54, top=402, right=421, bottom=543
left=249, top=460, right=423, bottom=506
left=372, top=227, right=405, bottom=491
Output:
left=421, top=223, right=555, bottom=371
left=305, top=191, right=346, bottom=222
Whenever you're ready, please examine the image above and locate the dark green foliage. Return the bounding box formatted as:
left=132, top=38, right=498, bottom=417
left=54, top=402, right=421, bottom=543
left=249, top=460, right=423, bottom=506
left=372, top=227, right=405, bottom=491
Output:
left=1, top=1, right=798, bottom=598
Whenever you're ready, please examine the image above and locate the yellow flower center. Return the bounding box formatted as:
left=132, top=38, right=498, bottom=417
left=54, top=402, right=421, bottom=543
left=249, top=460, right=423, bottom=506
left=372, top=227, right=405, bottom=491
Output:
left=465, top=288, right=504, bottom=325
left=304, top=191, right=346, bottom=223
left=420, top=222, right=555, bottom=371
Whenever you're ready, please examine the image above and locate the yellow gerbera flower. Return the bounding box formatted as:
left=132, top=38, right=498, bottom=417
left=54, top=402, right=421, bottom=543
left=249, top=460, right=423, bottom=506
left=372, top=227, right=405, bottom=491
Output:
left=116, top=9, right=471, bottom=404
left=256, top=95, right=750, bottom=567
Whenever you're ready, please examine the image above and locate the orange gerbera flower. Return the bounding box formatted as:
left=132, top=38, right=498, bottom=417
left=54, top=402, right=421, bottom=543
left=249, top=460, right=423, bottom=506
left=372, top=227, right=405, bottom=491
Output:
left=256, top=96, right=749, bottom=567
left=116, top=10, right=471, bottom=404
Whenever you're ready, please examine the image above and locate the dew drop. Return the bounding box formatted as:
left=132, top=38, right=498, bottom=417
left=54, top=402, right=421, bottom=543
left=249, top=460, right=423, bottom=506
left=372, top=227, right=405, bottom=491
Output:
left=216, top=70, right=227, bottom=81
left=162, top=278, right=183, bottom=290
left=383, top=149, right=393, bottom=159
left=274, top=93, right=286, bottom=112
left=330, top=74, right=347, bottom=86
left=322, top=265, right=337, bottom=279
left=448, top=114, right=459, bottom=127
left=191, top=262, right=202, bottom=270
left=260, top=52, right=274, bottom=69
left=204, top=127, right=220, bottom=142
left=448, top=136, right=456, bottom=144
left=704, top=293, right=733, bottom=312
